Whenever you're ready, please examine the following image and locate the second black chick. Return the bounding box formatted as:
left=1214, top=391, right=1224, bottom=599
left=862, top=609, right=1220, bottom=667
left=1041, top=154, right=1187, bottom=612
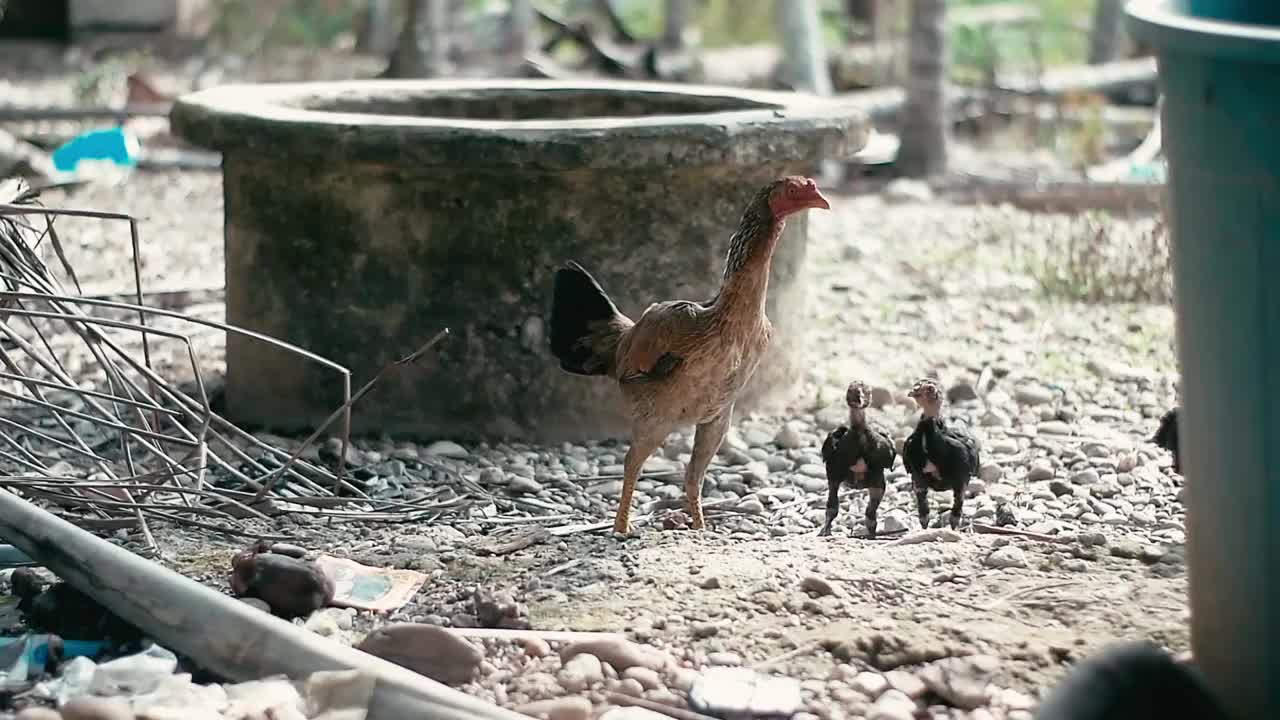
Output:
left=819, top=381, right=897, bottom=537
left=1152, top=405, right=1180, bottom=474
left=903, top=377, right=980, bottom=530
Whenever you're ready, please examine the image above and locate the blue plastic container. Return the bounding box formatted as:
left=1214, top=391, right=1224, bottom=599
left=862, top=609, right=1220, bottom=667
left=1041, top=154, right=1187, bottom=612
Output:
left=50, top=127, right=140, bottom=174
left=1127, top=1, right=1280, bottom=717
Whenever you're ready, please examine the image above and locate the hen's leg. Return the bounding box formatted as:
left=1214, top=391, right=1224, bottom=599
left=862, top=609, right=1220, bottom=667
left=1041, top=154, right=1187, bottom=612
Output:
left=614, top=429, right=666, bottom=536
left=686, top=408, right=732, bottom=530
left=949, top=478, right=967, bottom=530
left=819, top=479, right=840, bottom=537
left=912, top=475, right=929, bottom=529
left=865, top=478, right=885, bottom=538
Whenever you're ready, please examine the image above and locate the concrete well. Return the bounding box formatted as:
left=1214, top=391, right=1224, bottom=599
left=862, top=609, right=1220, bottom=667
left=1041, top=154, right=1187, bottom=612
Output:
left=170, top=80, right=868, bottom=442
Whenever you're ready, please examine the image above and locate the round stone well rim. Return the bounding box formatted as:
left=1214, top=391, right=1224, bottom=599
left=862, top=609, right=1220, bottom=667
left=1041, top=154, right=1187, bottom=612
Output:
left=169, top=78, right=869, bottom=170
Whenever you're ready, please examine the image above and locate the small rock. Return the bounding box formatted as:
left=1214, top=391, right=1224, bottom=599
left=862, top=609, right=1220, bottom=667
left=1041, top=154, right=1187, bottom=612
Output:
left=1015, top=385, right=1054, bottom=405
left=707, top=651, right=742, bottom=666
left=851, top=671, right=888, bottom=698
left=799, top=575, right=837, bottom=597
left=978, top=462, right=1003, bottom=482
left=516, top=696, right=593, bottom=720
left=508, top=475, right=544, bottom=494
left=1110, top=540, right=1145, bottom=560
left=983, top=546, right=1028, bottom=569
left=774, top=424, right=806, bottom=450
left=560, top=638, right=671, bottom=672
left=884, top=670, right=926, bottom=699
left=700, top=576, right=723, bottom=590
left=692, top=622, right=720, bottom=639
left=423, top=440, right=468, bottom=458
left=1048, top=480, right=1073, bottom=497
left=1077, top=532, right=1108, bottom=547
left=689, top=667, right=802, bottom=718
left=947, top=383, right=978, bottom=403
left=1071, top=469, right=1100, bottom=485
left=918, top=656, right=995, bottom=710
left=667, top=667, right=700, bottom=692
left=623, top=666, right=664, bottom=691
left=1026, top=461, right=1055, bottom=481
left=559, top=653, right=605, bottom=692
left=1038, top=421, right=1073, bottom=435
left=523, top=637, right=552, bottom=658
left=356, top=623, right=482, bottom=685
left=867, top=689, right=916, bottom=720
left=60, top=697, right=134, bottom=720
left=881, top=509, right=910, bottom=533
left=479, top=468, right=508, bottom=486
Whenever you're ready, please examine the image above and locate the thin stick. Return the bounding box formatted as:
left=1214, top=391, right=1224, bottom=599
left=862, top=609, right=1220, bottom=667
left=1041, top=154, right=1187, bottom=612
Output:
left=252, top=329, right=450, bottom=503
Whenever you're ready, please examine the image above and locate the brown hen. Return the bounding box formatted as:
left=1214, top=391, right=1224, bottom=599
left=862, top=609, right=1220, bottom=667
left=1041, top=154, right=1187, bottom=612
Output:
left=549, top=176, right=830, bottom=535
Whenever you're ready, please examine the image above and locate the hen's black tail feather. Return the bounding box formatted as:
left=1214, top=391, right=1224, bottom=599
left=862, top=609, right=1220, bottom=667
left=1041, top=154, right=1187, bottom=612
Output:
left=549, top=261, right=624, bottom=376
left=1152, top=406, right=1180, bottom=472
left=1035, top=642, right=1228, bottom=720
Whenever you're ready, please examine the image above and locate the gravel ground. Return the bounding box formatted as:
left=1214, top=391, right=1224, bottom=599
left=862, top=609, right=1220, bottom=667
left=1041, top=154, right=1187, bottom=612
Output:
left=24, top=170, right=1186, bottom=719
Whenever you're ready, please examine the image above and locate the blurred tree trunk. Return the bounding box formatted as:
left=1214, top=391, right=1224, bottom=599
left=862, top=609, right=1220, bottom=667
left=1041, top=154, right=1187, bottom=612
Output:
left=357, top=0, right=397, bottom=54
left=505, top=0, right=537, bottom=67
left=1088, top=0, right=1124, bottom=64
left=775, top=0, right=832, bottom=95
left=662, top=0, right=691, bottom=50
left=897, top=0, right=948, bottom=177
left=385, top=0, right=450, bottom=78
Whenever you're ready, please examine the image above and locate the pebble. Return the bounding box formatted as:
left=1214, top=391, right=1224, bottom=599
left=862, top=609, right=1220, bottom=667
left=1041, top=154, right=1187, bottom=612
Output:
left=689, top=668, right=802, bottom=718
left=707, top=651, right=743, bottom=666
left=60, top=697, right=134, bottom=720
left=918, top=656, right=996, bottom=710
left=16, top=710, right=65, bottom=720
left=423, top=440, right=469, bottom=458
left=623, top=667, right=663, bottom=691
left=884, top=670, right=926, bottom=699
left=851, top=671, right=888, bottom=698
left=775, top=424, right=806, bottom=450
left=1026, top=461, right=1055, bottom=481
left=508, top=475, right=544, bottom=493
left=561, top=638, right=671, bottom=672
left=559, top=653, right=604, bottom=692
left=516, top=697, right=593, bottom=720
left=1014, top=385, right=1054, bottom=405
left=984, top=546, right=1028, bottom=569
left=799, top=575, right=837, bottom=597
left=867, top=689, right=917, bottom=720
left=355, top=623, right=482, bottom=686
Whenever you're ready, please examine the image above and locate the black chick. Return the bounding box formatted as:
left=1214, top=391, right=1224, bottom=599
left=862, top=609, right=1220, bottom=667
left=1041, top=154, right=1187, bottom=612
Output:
left=1034, top=641, right=1229, bottom=720
left=1152, top=405, right=1180, bottom=474
left=819, top=381, right=897, bottom=538
left=902, top=377, right=980, bottom=530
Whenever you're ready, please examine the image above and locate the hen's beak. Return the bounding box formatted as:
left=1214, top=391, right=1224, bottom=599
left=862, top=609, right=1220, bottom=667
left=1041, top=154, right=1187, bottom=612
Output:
left=802, top=181, right=831, bottom=210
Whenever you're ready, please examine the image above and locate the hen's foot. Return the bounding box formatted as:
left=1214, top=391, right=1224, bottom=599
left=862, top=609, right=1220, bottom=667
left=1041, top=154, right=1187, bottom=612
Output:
left=818, top=525, right=833, bottom=537
left=612, top=516, right=632, bottom=536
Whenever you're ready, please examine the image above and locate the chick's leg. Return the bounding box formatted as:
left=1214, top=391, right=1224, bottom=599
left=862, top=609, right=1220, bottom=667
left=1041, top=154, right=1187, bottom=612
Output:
left=913, top=476, right=929, bottom=529
left=614, top=430, right=666, bottom=536
left=819, top=479, right=841, bottom=537
left=686, top=407, right=732, bottom=530
left=865, top=479, right=885, bottom=538
left=949, top=479, right=967, bottom=530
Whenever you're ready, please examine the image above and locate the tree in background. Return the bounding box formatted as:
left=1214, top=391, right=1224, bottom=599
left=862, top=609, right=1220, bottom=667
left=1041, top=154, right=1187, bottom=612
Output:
left=385, top=0, right=449, bottom=78
left=775, top=0, right=831, bottom=95
left=897, top=0, right=948, bottom=177
left=504, top=0, right=536, bottom=68
left=662, top=0, right=691, bottom=51
left=1088, top=0, right=1124, bottom=64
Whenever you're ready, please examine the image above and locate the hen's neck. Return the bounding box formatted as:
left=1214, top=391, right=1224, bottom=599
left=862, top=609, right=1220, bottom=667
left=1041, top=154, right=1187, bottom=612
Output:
left=848, top=407, right=866, bottom=428
left=711, top=205, right=783, bottom=317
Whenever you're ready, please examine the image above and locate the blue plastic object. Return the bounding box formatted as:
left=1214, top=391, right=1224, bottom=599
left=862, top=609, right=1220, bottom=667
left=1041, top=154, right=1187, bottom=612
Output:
left=1127, top=2, right=1280, bottom=718
left=50, top=126, right=140, bottom=173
